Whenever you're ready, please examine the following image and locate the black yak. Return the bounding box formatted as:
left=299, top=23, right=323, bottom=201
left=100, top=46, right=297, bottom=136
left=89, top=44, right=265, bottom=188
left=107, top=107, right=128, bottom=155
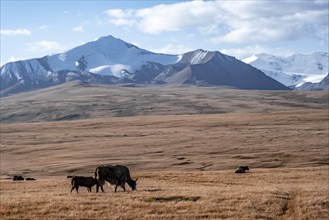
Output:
left=13, top=176, right=24, bottom=181
left=235, top=166, right=249, bottom=173
left=69, top=176, right=98, bottom=193
left=95, top=165, right=138, bottom=192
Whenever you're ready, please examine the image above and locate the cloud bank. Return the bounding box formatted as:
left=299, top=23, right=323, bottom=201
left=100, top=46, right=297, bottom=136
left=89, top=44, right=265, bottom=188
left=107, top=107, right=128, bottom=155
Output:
left=1, top=28, right=31, bottom=36
left=25, top=40, right=65, bottom=53
left=104, top=0, right=328, bottom=44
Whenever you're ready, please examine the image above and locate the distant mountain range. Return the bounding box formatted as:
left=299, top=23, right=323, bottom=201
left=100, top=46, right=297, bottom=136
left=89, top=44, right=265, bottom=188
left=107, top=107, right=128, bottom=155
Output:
left=243, top=52, right=328, bottom=88
left=1, top=35, right=289, bottom=96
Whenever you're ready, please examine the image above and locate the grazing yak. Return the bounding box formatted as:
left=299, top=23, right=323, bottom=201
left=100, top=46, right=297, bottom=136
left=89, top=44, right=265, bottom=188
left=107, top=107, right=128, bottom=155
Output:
left=13, top=176, right=24, bottom=181
left=235, top=166, right=249, bottom=173
left=69, top=176, right=98, bottom=193
left=95, top=165, right=138, bottom=192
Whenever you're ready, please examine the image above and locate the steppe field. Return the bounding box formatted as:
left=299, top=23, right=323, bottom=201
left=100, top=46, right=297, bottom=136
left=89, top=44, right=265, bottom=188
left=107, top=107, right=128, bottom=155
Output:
left=0, top=82, right=328, bottom=219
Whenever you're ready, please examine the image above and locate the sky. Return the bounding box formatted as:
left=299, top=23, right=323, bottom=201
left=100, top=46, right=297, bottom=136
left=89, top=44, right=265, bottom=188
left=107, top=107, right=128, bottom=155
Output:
left=1, top=0, right=328, bottom=66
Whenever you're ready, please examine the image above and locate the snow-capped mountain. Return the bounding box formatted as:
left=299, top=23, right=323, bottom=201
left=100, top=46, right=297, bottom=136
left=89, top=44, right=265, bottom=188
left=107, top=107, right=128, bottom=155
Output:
left=243, top=52, right=328, bottom=88
left=154, top=49, right=288, bottom=90
left=47, top=36, right=179, bottom=77
left=0, top=35, right=288, bottom=96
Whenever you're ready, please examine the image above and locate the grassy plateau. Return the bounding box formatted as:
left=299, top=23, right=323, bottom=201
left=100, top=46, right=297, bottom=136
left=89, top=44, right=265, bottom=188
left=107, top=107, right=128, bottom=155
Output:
left=0, top=83, right=328, bottom=219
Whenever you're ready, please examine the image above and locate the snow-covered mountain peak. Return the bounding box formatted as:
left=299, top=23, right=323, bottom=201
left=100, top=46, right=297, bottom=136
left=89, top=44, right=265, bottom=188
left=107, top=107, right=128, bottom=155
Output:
left=243, top=51, right=328, bottom=87
left=45, top=35, right=179, bottom=77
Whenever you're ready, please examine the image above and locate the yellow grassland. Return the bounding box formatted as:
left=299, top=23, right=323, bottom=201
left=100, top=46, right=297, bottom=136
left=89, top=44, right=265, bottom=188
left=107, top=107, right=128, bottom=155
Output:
left=0, top=85, right=328, bottom=219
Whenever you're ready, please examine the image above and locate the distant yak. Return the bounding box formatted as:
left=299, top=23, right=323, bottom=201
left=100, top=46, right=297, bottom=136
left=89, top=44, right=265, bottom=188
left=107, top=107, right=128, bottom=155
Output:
left=235, top=166, right=249, bottom=173
left=13, top=176, right=24, bottom=181
left=12, top=176, right=36, bottom=181
left=69, top=176, right=98, bottom=193
left=95, top=165, right=138, bottom=192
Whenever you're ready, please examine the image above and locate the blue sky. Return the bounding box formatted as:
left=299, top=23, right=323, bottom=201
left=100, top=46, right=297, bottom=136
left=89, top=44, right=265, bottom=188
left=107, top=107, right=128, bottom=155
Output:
left=1, top=0, right=328, bottom=66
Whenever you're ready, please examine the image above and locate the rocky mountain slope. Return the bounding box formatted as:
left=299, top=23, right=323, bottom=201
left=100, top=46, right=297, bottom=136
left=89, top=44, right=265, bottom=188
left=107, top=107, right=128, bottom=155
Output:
left=296, top=73, right=329, bottom=91
left=0, top=35, right=289, bottom=96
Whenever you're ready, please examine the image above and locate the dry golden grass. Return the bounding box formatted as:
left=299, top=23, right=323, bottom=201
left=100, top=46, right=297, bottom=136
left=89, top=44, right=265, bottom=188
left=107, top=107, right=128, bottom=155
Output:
left=0, top=85, right=328, bottom=219
left=1, top=109, right=328, bottom=177
left=1, top=167, right=328, bottom=219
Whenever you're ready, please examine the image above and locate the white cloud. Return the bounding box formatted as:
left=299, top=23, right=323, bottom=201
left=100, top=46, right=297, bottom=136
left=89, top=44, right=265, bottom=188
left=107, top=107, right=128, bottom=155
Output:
left=1, top=56, right=27, bottom=66
left=1, top=28, right=31, bottom=36
left=104, top=9, right=135, bottom=27
left=38, top=25, right=50, bottom=30
left=135, top=1, right=221, bottom=34
left=7, top=56, right=19, bottom=63
left=212, top=2, right=328, bottom=44
left=220, top=45, right=294, bottom=60
left=150, top=43, right=192, bottom=55
left=25, top=40, right=65, bottom=53
left=105, top=9, right=129, bottom=18
left=72, top=25, right=84, bottom=32
left=103, top=1, right=328, bottom=44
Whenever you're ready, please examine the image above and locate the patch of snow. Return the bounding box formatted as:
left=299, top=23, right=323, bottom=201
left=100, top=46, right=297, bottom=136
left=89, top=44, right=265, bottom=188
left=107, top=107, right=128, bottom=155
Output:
left=242, top=55, right=258, bottom=64
left=89, top=64, right=131, bottom=78
left=58, top=53, right=66, bottom=61
left=177, top=54, right=183, bottom=62
left=295, top=74, right=328, bottom=87
left=67, top=72, right=79, bottom=76
left=190, top=50, right=208, bottom=64
left=89, top=65, right=113, bottom=75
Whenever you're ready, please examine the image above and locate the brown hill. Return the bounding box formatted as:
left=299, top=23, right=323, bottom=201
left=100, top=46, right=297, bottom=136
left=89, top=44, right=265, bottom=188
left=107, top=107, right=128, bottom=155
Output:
left=0, top=81, right=326, bottom=123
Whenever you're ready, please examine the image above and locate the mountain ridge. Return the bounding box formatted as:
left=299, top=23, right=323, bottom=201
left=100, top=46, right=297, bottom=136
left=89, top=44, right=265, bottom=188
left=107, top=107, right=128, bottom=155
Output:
left=243, top=52, right=328, bottom=88
left=0, top=35, right=289, bottom=96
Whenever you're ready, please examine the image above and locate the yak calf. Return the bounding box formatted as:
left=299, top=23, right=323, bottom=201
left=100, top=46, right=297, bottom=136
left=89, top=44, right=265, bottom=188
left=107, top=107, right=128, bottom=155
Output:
left=69, top=176, right=98, bottom=193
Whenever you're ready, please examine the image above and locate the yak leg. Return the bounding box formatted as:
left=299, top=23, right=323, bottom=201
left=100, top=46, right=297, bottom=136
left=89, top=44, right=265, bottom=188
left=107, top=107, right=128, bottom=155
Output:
left=121, top=183, right=126, bottom=191
left=97, top=185, right=104, bottom=192
left=114, top=183, right=125, bottom=192
left=70, top=187, right=75, bottom=193
left=96, top=182, right=105, bottom=193
left=121, top=178, right=126, bottom=191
